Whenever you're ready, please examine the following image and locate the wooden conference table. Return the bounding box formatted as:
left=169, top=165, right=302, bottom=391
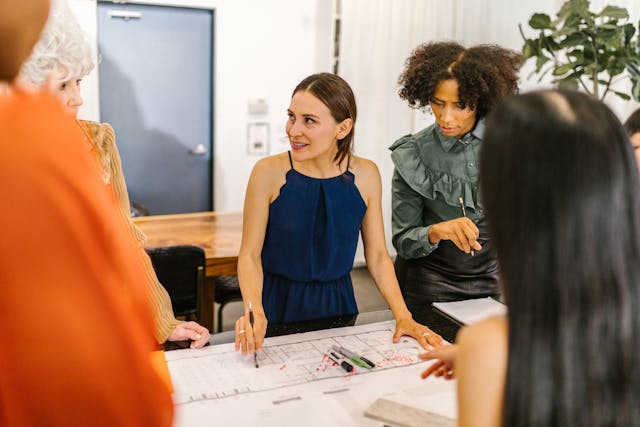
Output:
left=133, top=211, right=242, bottom=331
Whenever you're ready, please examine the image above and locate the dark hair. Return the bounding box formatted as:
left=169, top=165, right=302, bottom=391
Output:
left=293, top=72, right=357, bottom=165
left=481, top=89, right=640, bottom=427
left=624, top=107, right=640, bottom=136
left=398, top=42, right=521, bottom=120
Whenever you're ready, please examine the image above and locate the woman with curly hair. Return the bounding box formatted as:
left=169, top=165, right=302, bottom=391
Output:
left=390, top=41, right=521, bottom=310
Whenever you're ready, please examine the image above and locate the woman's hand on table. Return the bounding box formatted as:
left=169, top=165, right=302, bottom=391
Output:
left=168, top=321, right=210, bottom=349
left=234, top=311, right=267, bottom=355
left=420, top=344, right=458, bottom=380
left=429, top=217, right=481, bottom=254
left=393, top=317, right=444, bottom=349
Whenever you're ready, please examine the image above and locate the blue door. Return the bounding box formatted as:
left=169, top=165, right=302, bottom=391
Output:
left=97, top=2, right=213, bottom=214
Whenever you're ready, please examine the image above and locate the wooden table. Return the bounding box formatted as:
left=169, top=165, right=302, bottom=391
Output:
left=133, top=211, right=242, bottom=331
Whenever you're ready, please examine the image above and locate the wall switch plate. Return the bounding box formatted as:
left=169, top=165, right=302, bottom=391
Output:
left=247, top=122, right=270, bottom=156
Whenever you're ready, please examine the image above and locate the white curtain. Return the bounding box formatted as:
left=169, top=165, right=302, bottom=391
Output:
left=340, top=0, right=640, bottom=261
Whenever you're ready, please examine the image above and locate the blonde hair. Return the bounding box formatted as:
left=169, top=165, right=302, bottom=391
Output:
left=20, top=0, right=95, bottom=86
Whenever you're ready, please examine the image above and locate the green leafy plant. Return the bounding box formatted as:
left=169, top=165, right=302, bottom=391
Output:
left=520, top=0, right=640, bottom=101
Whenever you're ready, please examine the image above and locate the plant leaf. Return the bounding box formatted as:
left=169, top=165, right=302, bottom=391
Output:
left=564, top=69, right=585, bottom=80
left=529, top=13, right=552, bottom=30
left=623, top=23, right=636, bottom=46
left=566, top=49, right=584, bottom=61
left=540, top=35, right=560, bottom=52
left=598, top=5, right=628, bottom=20
left=606, top=55, right=625, bottom=76
left=522, top=40, right=535, bottom=59
left=553, top=63, right=575, bottom=76
left=575, top=0, right=595, bottom=23
left=564, top=13, right=583, bottom=29
left=613, top=90, right=631, bottom=100
left=553, top=74, right=580, bottom=90
left=536, top=55, right=550, bottom=72
left=557, top=0, right=590, bottom=22
left=558, top=32, right=587, bottom=48
left=627, top=61, right=640, bottom=78
left=523, top=0, right=640, bottom=98
left=556, top=21, right=581, bottom=37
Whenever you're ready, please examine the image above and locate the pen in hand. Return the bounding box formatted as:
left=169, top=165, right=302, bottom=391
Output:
left=458, top=196, right=475, bottom=256
left=249, top=302, right=259, bottom=368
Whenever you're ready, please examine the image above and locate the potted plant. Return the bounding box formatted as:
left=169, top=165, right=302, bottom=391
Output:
left=520, top=0, right=640, bottom=101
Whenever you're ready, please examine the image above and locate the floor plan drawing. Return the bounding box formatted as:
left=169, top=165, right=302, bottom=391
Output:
left=166, top=321, right=426, bottom=405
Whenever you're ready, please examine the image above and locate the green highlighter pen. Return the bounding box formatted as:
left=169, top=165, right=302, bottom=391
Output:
left=332, top=345, right=374, bottom=369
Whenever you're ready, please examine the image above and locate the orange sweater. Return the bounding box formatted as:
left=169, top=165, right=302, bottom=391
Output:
left=79, top=120, right=183, bottom=343
left=0, top=89, right=173, bottom=425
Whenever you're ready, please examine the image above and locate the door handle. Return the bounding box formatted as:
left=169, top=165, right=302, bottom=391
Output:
left=108, top=9, right=142, bottom=20
left=189, top=144, right=209, bottom=155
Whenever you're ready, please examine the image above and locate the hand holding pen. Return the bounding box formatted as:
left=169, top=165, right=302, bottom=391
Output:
left=234, top=302, right=267, bottom=359
left=427, top=214, right=481, bottom=255
left=458, top=197, right=475, bottom=256
left=249, top=302, right=259, bottom=368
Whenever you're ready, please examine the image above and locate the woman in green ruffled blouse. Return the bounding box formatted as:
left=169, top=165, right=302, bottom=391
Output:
left=390, top=42, right=521, bottom=311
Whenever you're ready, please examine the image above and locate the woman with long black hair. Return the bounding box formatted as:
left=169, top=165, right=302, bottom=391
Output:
left=423, top=89, right=640, bottom=426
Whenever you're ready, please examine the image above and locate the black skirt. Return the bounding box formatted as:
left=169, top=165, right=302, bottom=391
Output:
left=395, top=226, right=500, bottom=311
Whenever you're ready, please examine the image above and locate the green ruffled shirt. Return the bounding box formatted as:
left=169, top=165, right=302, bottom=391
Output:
left=390, top=119, right=487, bottom=259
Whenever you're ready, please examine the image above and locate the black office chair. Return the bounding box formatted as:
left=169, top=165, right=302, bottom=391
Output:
left=130, top=201, right=150, bottom=217
left=214, top=275, right=243, bottom=332
left=145, top=245, right=205, bottom=321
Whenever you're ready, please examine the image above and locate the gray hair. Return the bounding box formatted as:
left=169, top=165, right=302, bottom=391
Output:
left=20, top=0, right=95, bottom=86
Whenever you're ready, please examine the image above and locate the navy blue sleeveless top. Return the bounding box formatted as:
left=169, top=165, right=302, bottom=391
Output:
left=261, top=152, right=367, bottom=323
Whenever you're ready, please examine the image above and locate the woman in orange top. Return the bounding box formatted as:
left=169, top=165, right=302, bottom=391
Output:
left=0, top=0, right=173, bottom=424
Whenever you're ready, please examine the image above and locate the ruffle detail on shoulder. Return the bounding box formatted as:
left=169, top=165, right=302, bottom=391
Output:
left=390, top=128, right=477, bottom=211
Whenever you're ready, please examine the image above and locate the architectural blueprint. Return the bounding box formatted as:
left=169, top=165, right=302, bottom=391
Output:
left=165, top=320, right=456, bottom=427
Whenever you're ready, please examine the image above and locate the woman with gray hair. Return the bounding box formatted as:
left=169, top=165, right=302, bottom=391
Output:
left=21, top=0, right=210, bottom=347
left=19, top=0, right=93, bottom=115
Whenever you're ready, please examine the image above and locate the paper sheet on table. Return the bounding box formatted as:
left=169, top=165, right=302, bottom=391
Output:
left=432, top=297, right=506, bottom=325
left=365, top=396, right=455, bottom=427
left=164, top=320, right=456, bottom=427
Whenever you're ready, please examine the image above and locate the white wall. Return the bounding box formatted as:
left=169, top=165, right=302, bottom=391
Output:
left=70, top=0, right=640, bottom=265
left=339, top=0, right=640, bottom=264
left=69, top=0, right=333, bottom=212
left=206, top=0, right=333, bottom=211
left=441, top=0, right=639, bottom=120
left=69, top=0, right=99, bottom=121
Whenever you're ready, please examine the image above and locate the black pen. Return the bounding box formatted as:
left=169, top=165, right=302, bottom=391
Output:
left=249, top=302, right=259, bottom=368
left=325, top=350, right=353, bottom=373
left=458, top=196, right=475, bottom=256
left=332, top=345, right=374, bottom=369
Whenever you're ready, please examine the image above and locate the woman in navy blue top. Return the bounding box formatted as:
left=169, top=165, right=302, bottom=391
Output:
left=235, top=73, right=442, bottom=355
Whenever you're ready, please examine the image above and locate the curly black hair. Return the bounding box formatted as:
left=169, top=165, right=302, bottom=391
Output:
left=398, top=41, right=522, bottom=120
